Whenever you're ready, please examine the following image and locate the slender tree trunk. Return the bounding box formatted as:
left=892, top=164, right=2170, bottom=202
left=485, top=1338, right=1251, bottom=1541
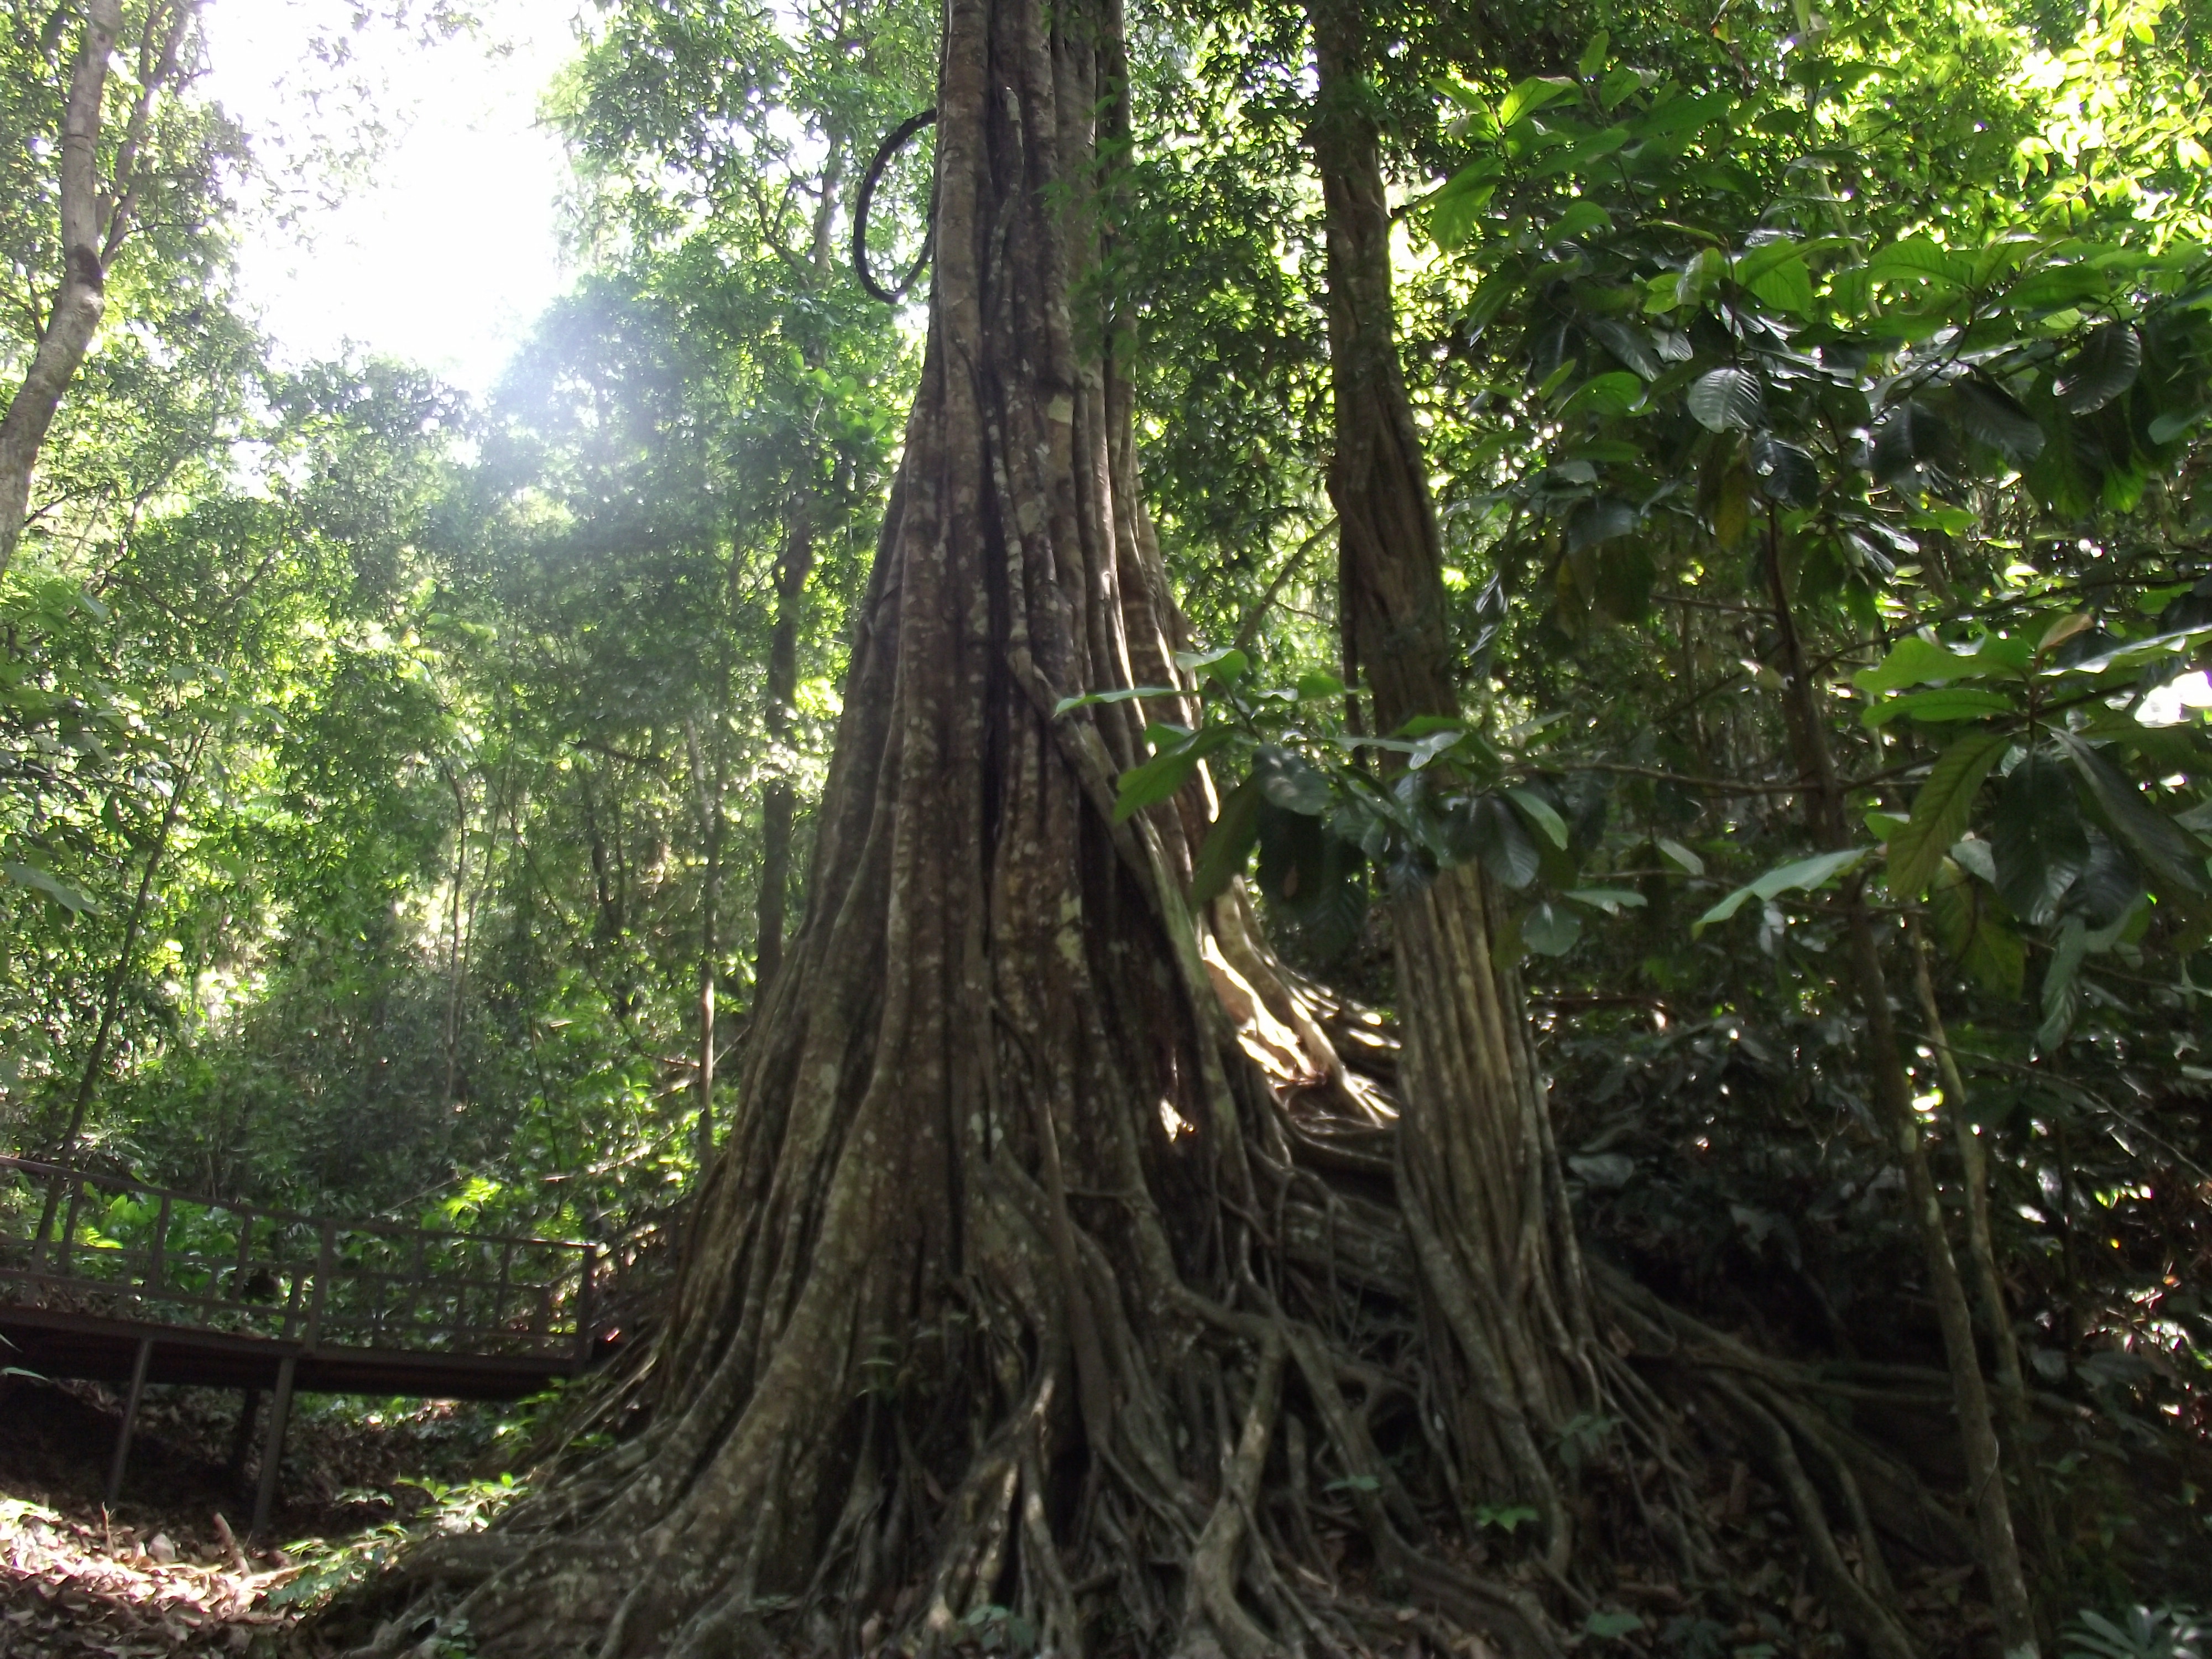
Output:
left=1910, top=918, right=2061, bottom=1599
left=1307, top=0, right=1593, bottom=1559
left=753, top=503, right=814, bottom=999
left=33, top=730, right=203, bottom=1256
left=684, top=718, right=723, bottom=1156
left=442, top=766, right=469, bottom=1108
left=1758, top=511, right=2041, bottom=1657
left=0, top=0, right=122, bottom=581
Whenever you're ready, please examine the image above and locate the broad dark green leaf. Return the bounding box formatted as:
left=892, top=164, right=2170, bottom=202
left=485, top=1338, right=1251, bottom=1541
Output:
left=1254, top=745, right=1333, bottom=816
left=1188, top=775, right=1265, bottom=906
left=1469, top=795, right=1541, bottom=889
left=2055, top=729, right=2210, bottom=897
left=1861, top=686, right=2017, bottom=728
left=1522, top=898, right=1584, bottom=954
left=1953, top=379, right=2045, bottom=462
left=1113, top=727, right=1230, bottom=821
left=1887, top=729, right=2010, bottom=896
left=1507, top=786, right=1570, bottom=848
left=1688, top=367, right=1764, bottom=431
left=1568, top=498, right=1638, bottom=549
left=1872, top=400, right=1950, bottom=488
left=2056, top=324, right=2142, bottom=415
left=1749, top=436, right=1819, bottom=505
left=1930, top=859, right=2025, bottom=997
left=1587, top=317, right=1661, bottom=379
left=1561, top=372, right=1644, bottom=418
left=1992, top=752, right=2089, bottom=924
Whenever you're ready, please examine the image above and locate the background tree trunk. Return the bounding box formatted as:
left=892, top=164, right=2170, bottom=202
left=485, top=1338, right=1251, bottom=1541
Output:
left=752, top=503, right=813, bottom=1000
left=0, top=0, right=199, bottom=581
left=0, top=0, right=122, bottom=581
left=684, top=718, right=724, bottom=1156
left=1307, top=0, right=1594, bottom=1558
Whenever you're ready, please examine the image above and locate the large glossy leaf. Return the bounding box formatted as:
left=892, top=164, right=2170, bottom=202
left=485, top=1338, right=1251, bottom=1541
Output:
left=1188, top=775, right=1265, bottom=906
left=1886, top=729, right=2010, bottom=898
left=1521, top=898, right=1584, bottom=955
left=1694, top=847, right=1867, bottom=933
left=1992, top=752, right=2089, bottom=924
left=2056, top=324, right=2141, bottom=414
left=1861, top=686, right=2017, bottom=727
left=1953, top=379, right=2045, bottom=462
left=1567, top=498, right=1638, bottom=549
left=1506, top=786, right=1569, bottom=848
left=1587, top=317, right=1661, bottom=379
left=1688, top=367, right=1764, bottom=431
left=1855, top=635, right=1974, bottom=692
left=1929, top=859, right=2025, bottom=997
left=1113, top=727, right=1231, bottom=821
left=1499, top=76, right=1575, bottom=127
left=1871, top=400, right=1950, bottom=488
left=1467, top=796, right=1541, bottom=889
left=2055, top=729, right=2210, bottom=896
left=1561, top=372, right=1644, bottom=418
left=1253, top=745, right=1333, bottom=815
left=1749, top=436, right=1819, bottom=505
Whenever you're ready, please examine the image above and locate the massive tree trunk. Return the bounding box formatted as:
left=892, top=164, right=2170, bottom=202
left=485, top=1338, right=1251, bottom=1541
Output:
left=342, top=3, right=1989, bottom=1655
left=354, top=1, right=1536, bottom=1653
left=1307, top=0, right=1593, bottom=1562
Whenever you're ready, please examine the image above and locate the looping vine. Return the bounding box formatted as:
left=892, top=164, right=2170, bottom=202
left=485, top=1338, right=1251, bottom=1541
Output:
left=852, top=108, right=937, bottom=305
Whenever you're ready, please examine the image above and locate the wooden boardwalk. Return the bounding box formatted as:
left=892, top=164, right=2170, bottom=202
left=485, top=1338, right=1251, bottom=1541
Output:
left=0, top=1156, right=615, bottom=1536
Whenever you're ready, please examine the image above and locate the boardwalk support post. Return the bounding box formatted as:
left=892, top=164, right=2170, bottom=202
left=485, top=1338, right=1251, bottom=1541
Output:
left=105, top=1335, right=154, bottom=1507
left=573, top=1244, right=597, bottom=1371
left=251, top=1352, right=297, bottom=1543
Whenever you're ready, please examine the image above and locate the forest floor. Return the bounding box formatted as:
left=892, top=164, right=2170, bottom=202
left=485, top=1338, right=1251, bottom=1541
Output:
left=0, top=1375, right=515, bottom=1657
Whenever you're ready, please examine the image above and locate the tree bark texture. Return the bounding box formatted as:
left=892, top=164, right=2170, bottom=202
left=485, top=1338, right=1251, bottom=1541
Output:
left=0, top=0, right=122, bottom=582
left=1308, top=0, right=1593, bottom=1556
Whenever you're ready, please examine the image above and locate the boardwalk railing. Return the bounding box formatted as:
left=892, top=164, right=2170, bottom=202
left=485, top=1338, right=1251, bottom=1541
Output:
left=0, top=1155, right=598, bottom=1368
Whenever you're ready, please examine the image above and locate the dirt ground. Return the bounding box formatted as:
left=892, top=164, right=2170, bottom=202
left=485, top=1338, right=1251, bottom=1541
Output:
left=1, top=1374, right=514, bottom=1657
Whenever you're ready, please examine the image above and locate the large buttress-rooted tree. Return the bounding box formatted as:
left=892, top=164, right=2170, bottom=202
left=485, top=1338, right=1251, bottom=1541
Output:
left=357, top=0, right=1557, bottom=1652
left=352, top=0, right=1975, bottom=1651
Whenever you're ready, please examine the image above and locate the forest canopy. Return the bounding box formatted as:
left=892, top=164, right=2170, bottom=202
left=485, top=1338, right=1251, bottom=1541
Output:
left=4, top=0, right=2212, bottom=1650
